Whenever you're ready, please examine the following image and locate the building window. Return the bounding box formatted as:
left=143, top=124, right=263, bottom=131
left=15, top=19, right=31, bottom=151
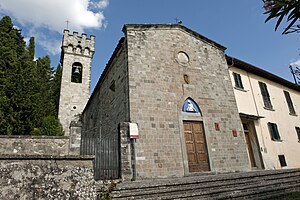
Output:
left=278, top=155, right=287, bottom=167
left=267, top=122, right=281, bottom=141
left=284, top=91, right=296, bottom=115
left=259, top=82, right=273, bottom=109
left=109, top=80, right=115, bottom=92
left=233, top=72, right=244, bottom=89
left=296, top=127, right=300, bottom=141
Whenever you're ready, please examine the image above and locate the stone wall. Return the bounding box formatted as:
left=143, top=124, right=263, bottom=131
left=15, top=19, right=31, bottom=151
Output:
left=82, top=38, right=129, bottom=142
left=124, top=24, right=251, bottom=178
left=0, top=135, right=69, bottom=156
left=0, top=155, right=96, bottom=200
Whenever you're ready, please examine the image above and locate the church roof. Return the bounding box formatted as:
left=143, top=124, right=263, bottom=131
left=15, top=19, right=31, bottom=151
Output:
left=226, top=55, right=300, bottom=93
left=122, top=24, right=227, bottom=51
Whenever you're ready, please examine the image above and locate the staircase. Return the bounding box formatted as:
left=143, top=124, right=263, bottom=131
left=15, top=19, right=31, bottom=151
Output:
left=111, top=168, right=300, bottom=199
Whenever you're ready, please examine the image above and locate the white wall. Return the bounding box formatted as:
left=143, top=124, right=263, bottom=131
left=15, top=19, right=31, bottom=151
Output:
left=229, top=66, right=300, bottom=169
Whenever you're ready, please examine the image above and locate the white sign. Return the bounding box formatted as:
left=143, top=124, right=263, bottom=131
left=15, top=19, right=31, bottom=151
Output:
left=129, top=123, right=139, bottom=139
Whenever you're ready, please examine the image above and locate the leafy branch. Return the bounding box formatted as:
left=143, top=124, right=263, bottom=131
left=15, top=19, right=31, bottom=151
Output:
left=263, top=0, right=300, bottom=34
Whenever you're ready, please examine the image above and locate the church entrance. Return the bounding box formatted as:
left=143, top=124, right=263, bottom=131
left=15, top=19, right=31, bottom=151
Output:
left=183, top=121, right=210, bottom=172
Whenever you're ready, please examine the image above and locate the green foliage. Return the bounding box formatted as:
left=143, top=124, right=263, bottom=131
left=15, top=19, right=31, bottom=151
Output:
left=52, top=64, right=62, bottom=115
left=263, top=0, right=300, bottom=34
left=0, top=16, right=62, bottom=135
left=32, top=116, right=64, bottom=136
left=97, top=180, right=116, bottom=200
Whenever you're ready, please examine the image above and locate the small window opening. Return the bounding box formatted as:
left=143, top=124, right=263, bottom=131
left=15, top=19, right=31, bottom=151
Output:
left=110, top=80, right=115, bottom=92
left=278, top=155, right=287, bottom=167
left=183, top=74, right=190, bottom=84
left=71, top=62, right=83, bottom=83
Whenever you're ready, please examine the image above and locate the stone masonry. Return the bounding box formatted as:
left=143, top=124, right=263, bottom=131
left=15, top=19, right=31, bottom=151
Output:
left=0, top=155, right=96, bottom=200
left=82, top=38, right=129, bottom=143
left=58, top=30, right=95, bottom=136
left=124, top=24, right=251, bottom=178
left=82, top=24, right=251, bottom=180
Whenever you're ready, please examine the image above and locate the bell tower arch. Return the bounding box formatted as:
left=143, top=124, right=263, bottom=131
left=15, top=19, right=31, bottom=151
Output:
left=58, top=30, right=95, bottom=135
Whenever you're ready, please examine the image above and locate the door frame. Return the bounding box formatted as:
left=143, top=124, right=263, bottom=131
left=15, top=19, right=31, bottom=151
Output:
left=242, top=120, right=265, bottom=170
left=183, top=120, right=210, bottom=172
left=178, top=112, right=212, bottom=175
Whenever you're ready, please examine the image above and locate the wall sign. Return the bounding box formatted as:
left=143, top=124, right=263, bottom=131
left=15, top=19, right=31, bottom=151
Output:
left=129, top=123, right=139, bottom=139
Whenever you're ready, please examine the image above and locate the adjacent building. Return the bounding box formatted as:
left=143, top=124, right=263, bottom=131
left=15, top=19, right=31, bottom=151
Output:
left=227, top=56, right=300, bottom=170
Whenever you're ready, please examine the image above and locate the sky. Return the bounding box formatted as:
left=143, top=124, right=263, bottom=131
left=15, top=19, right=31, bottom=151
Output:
left=0, top=0, right=299, bottom=91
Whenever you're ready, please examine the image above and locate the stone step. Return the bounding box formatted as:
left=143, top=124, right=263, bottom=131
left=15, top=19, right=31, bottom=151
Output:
left=111, top=169, right=300, bottom=199
left=112, top=170, right=300, bottom=195
left=113, top=175, right=300, bottom=200
left=115, top=168, right=300, bottom=191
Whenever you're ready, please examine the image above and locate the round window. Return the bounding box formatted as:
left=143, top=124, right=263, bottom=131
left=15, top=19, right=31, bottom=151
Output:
left=177, top=51, right=189, bottom=64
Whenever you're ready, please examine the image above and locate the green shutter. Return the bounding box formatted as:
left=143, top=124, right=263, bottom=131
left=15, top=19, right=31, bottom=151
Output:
left=233, top=72, right=244, bottom=89
left=268, top=122, right=280, bottom=141
left=259, top=82, right=272, bottom=108
left=284, top=91, right=296, bottom=114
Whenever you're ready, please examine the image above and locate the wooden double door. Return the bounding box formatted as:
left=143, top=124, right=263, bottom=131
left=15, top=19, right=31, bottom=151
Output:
left=184, top=121, right=210, bottom=172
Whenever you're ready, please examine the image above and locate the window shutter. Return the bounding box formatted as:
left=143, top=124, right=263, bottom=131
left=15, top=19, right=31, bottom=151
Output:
left=296, top=127, right=300, bottom=141
left=268, top=122, right=280, bottom=141
left=272, top=123, right=280, bottom=140
left=267, top=122, right=274, bottom=140
left=259, top=82, right=268, bottom=96
left=259, top=82, right=272, bottom=108
left=233, top=72, right=244, bottom=89
left=284, top=91, right=296, bottom=114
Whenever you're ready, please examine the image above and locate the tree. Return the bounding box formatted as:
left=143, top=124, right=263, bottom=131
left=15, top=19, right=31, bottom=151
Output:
left=0, top=16, right=62, bottom=135
left=0, top=16, right=29, bottom=134
left=51, top=64, right=62, bottom=115
left=263, top=0, right=300, bottom=34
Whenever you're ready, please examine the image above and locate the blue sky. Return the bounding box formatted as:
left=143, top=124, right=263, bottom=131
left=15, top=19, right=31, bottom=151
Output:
left=0, top=0, right=299, bottom=91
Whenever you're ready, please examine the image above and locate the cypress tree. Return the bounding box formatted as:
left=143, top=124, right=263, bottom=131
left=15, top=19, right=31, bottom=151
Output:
left=0, top=16, right=62, bottom=135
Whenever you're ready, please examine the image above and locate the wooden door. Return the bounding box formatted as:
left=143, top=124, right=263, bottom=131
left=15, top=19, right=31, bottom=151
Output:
left=184, top=121, right=210, bottom=172
left=243, top=123, right=256, bottom=168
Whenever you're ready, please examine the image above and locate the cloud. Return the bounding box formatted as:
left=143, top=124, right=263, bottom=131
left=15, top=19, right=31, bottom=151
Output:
left=290, top=59, right=300, bottom=67
left=0, top=0, right=108, bottom=54
left=91, top=0, right=109, bottom=9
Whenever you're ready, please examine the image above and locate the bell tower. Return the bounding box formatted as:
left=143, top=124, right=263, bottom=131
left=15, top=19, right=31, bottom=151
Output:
left=58, top=30, right=95, bottom=135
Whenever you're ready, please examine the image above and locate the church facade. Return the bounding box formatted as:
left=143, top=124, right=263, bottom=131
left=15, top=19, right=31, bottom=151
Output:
left=80, top=24, right=251, bottom=179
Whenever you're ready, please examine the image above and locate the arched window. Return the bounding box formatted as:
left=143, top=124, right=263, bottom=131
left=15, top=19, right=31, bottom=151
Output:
left=84, top=47, right=90, bottom=56
left=182, top=97, right=201, bottom=115
left=71, top=62, right=83, bottom=83
left=67, top=44, right=74, bottom=53
left=76, top=45, right=82, bottom=54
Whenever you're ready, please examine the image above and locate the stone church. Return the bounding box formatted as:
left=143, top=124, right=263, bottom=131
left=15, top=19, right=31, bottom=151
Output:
left=58, top=24, right=252, bottom=180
